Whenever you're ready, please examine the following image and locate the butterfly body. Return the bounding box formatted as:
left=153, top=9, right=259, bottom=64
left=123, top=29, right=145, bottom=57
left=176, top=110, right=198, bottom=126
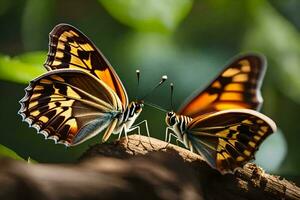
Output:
left=165, top=54, right=277, bottom=173
left=113, top=101, right=143, bottom=134
left=165, top=112, right=192, bottom=145
left=19, top=24, right=148, bottom=146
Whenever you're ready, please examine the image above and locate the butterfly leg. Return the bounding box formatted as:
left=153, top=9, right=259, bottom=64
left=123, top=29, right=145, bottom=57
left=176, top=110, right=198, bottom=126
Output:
left=163, top=127, right=178, bottom=149
left=127, top=125, right=146, bottom=148
left=127, top=125, right=140, bottom=140
left=117, top=125, right=135, bottom=150
left=118, top=124, right=128, bottom=142
left=164, top=127, right=172, bottom=142
left=131, top=120, right=149, bottom=135
left=131, top=120, right=153, bottom=148
left=129, top=120, right=154, bottom=149
left=164, top=127, right=177, bottom=142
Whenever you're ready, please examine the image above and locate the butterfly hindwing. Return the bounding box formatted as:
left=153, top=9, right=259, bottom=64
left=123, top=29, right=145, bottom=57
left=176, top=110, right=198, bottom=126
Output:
left=186, top=109, right=276, bottom=173
left=19, top=69, right=122, bottom=146
left=44, top=24, right=128, bottom=109
left=179, top=54, right=266, bottom=118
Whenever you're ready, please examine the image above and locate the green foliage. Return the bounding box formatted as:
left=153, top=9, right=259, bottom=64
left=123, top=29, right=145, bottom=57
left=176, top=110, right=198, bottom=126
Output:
left=242, top=0, right=300, bottom=104
left=22, top=0, right=54, bottom=51
left=99, top=0, right=193, bottom=32
left=0, top=0, right=12, bottom=16
left=0, top=144, right=37, bottom=163
left=0, top=144, right=24, bottom=161
left=0, top=51, right=46, bottom=83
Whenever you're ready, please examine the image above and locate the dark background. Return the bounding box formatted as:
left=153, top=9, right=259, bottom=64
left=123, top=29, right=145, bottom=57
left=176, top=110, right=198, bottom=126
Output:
left=0, top=0, right=299, bottom=183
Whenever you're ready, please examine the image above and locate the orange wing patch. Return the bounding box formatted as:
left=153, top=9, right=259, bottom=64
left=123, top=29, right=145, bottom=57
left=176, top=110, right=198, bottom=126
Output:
left=187, top=109, right=276, bottom=173
left=179, top=54, right=266, bottom=118
left=44, top=24, right=128, bottom=109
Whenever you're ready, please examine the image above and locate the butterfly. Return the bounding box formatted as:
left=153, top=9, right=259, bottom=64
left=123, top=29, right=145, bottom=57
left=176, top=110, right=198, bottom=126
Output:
left=164, top=54, right=277, bottom=173
left=19, top=24, right=166, bottom=146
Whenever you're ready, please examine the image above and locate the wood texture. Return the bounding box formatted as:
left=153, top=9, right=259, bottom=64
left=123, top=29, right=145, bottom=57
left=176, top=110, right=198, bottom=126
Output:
left=0, top=135, right=299, bottom=200
left=82, top=135, right=300, bottom=200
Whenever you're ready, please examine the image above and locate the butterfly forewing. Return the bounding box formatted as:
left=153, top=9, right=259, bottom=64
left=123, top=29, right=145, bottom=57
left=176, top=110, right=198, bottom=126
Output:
left=19, top=69, right=122, bottom=146
left=44, top=24, right=128, bottom=109
left=186, top=109, right=276, bottom=173
left=179, top=55, right=266, bottom=118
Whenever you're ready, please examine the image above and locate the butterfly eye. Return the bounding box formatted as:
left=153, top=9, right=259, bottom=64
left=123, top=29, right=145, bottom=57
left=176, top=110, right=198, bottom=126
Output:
left=169, top=116, right=176, bottom=125
left=168, top=112, right=174, bottom=117
left=135, top=104, right=140, bottom=110
left=135, top=103, right=143, bottom=113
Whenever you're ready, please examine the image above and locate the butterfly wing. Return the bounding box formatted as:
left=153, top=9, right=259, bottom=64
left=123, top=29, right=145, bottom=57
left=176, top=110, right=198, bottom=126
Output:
left=179, top=54, right=266, bottom=118
left=186, top=109, right=276, bottom=173
left=19, top=69, right=123, bottom=146
left=44, top=24, right=128, bottom=109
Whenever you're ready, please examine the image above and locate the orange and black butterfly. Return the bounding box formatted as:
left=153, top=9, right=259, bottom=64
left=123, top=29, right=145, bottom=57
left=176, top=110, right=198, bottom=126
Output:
left=19, top=24, right=166, bottom=146
left=164, top=54, right=277, bottom=173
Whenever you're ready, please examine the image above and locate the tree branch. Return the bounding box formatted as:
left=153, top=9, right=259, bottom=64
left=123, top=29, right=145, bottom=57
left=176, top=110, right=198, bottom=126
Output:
left=82, top=135, right=300, bottom=200
left=0, top=135, right=299, bottom=200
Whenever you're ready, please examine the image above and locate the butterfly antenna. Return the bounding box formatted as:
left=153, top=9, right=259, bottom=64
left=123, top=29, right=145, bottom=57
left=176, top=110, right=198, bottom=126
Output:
left=170, top=83, right=174, bottom=111
left=135, top=69, right=140, bottom=100
left=144, top=102, right=168, bottom=113
left=140, top=75, right=168, bottom=100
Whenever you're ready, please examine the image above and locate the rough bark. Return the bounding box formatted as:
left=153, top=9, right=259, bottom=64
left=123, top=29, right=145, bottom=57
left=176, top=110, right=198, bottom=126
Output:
left=0, top=135, right=299, bottom=200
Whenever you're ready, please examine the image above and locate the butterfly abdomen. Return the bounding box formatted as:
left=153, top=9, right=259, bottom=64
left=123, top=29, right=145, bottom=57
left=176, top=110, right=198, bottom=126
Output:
left=167, top=114, right=193, bottom=145
left=177, top=115, right=193, bottom=134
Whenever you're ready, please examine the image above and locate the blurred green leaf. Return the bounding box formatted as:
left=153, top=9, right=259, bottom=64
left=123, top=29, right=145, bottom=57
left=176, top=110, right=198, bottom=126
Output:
left=17, top=51, right=46, bottom=65
left=99, top=0, right=193, bottom=32
left=0, top=0, right=12, bottom=16
left=22, top=0, right=54, bottom=50
left=177, top=1, right=252, bottom=50
left=269, top=0, right=300, bottom=30
left=242, top=0, right=300, bottom=103
left=0, top=51, right=46, bottom=83
left=0, top=144, right=24, bottom=161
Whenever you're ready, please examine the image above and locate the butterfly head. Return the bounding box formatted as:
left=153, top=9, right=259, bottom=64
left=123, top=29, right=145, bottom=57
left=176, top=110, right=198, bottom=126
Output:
left=165, top=111, right=177, bottom=127
left=134, top=100, right=144, bottom=114
left=165, top=82, right=178, bottom=126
